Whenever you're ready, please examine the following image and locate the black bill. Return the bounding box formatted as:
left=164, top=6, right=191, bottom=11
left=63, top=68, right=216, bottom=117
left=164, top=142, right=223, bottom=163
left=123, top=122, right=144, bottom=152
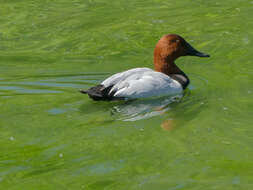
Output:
left=185, top=41, right=210, bottom=57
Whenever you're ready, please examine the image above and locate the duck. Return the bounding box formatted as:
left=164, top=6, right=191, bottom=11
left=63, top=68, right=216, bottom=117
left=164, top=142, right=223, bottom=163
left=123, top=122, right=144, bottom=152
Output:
left=80, top=34, right=210, bottom=100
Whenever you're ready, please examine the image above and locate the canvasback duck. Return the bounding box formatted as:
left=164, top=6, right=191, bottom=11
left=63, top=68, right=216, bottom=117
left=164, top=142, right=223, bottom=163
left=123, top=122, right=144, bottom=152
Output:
left=80, top=34, right=210, bottom=100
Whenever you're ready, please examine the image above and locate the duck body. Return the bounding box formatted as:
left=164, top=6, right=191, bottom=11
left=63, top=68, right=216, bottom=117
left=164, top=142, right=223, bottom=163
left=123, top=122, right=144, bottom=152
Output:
left=81, top=34, right=209, bottom=101
left=82, top=68, right=183, bottom=100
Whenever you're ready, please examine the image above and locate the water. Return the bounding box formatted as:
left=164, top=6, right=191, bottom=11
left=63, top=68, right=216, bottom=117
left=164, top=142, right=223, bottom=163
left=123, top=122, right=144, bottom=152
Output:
left=1, top=0, right=253, bottom=189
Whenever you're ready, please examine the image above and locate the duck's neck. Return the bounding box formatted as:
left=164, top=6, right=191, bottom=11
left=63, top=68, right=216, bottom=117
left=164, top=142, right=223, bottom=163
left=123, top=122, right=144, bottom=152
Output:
left=154, top=56, right=190, bottom=89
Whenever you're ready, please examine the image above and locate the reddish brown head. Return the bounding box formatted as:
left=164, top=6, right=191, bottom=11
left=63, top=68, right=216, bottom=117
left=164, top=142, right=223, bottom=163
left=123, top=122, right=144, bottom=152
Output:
left=154, top=34, right=209, bottom=75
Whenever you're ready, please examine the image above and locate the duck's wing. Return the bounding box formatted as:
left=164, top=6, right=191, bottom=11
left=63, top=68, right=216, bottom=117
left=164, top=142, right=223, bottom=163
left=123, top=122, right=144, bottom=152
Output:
left=82, top=68, right=153, bottom=100
left=101, top=68, right=153, bottom=87
left=108, top=70, right=183, bottom=99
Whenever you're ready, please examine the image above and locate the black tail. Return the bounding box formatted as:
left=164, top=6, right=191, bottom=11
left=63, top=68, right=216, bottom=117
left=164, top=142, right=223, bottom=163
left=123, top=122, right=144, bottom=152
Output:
left=80, top=84, right=115, bottom=101
left=80, top=89, right=88, bottom=94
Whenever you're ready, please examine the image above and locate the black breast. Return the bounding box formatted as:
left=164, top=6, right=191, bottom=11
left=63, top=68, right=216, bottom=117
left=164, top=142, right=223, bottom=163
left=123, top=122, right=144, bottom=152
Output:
left=169, top=74, right=190, bottom=89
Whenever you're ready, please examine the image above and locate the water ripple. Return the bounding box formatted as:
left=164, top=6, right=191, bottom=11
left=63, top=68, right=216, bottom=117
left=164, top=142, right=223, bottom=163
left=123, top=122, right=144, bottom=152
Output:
left=0, top=73, right=109, bottom=96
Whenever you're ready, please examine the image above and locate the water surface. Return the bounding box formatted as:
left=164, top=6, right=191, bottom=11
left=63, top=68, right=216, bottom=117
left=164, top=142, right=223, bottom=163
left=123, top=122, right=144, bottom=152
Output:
left=1, top=0, right=253, bottom=189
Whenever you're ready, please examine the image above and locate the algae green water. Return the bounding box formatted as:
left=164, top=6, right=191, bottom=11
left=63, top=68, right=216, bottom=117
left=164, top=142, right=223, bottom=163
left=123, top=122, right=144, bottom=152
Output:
left=1, top=0, right=253, bottom=189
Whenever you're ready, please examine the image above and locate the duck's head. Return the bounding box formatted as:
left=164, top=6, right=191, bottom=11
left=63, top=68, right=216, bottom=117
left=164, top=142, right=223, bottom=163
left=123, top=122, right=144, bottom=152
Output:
left=154, top=34, right=210, bottom=75
left=154, top=34, right=210, bottom=62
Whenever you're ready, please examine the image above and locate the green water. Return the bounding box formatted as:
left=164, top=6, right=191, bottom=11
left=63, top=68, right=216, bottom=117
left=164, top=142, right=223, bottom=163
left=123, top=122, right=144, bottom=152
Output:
left=1, top=0, right=253, bottom=189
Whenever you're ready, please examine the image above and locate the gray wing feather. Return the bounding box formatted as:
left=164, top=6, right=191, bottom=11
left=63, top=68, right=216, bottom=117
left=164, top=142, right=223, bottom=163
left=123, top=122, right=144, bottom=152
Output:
left=101, top=68, right=153, bottom=87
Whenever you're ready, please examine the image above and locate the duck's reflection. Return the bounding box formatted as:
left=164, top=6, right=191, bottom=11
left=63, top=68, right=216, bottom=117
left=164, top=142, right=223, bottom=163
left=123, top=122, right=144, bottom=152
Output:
left=111, top=95, right=182, bottom=121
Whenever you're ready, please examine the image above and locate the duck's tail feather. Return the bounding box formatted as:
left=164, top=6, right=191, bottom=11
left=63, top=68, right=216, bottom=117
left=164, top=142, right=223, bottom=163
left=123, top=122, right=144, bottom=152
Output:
left=80, top=89, right=88, bottom=94
left=80, top=84, right=116, bottom=101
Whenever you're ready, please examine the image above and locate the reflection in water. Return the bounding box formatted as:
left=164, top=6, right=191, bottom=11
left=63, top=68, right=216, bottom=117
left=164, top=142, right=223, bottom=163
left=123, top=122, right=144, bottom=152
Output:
left=161, top=119, right=175, bottom=131
left=111, top=95, right=182, bottom=121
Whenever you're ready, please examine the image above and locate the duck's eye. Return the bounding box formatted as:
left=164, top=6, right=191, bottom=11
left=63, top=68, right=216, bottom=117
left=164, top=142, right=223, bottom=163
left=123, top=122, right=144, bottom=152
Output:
left=170, top=39, right=180, bottom=43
